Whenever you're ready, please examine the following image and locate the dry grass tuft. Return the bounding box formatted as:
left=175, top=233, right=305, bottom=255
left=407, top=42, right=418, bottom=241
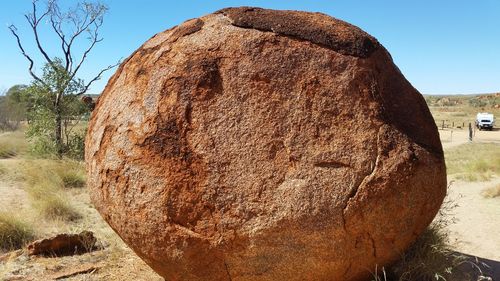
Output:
left=58, top=162, right=86, bottom=188
left=481, top=184, right=500, bottom=198
left=0, top=131, right=28, bottom=159
left=0, top=212, right=35, bottom=251
left=382, top=225, right=465, bottom=281
left=60, top=171, right=86, bottom=188
left=16, top=160, right=83, bottom=221
left=30, top=189, right=82, bottom=221
left=445, top=143, right=500, bottom=181
left=13, top=159, right=86, bottom=189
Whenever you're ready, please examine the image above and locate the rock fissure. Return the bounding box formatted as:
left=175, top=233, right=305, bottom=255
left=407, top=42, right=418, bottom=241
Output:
left=368, top=233, right=377, bottom=258
left=341, top=127, right=382, bottom=231
left=343, top=262, right=353, bottom=278
left=313, top=160, right=350, bottom=169
left=171, top=223, right=209, bottom=240
left=224, top=260, right=233, bottom=281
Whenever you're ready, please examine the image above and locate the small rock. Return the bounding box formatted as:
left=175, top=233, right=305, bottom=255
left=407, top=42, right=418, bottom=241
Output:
left=27, top=231, right=97, bottom=257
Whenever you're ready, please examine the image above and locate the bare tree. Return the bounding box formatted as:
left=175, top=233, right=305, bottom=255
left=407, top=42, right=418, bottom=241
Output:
left=8, top=0, right=119, bottom=157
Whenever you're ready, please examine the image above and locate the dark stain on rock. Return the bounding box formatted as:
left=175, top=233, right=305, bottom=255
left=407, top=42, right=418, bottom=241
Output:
left=187, top=58, right=223, bottom=101
left=218, top=7, right=379, bottom=58
left=143, top=118, right=183, bottom=159
left=136, top=67, right=147, bottom=77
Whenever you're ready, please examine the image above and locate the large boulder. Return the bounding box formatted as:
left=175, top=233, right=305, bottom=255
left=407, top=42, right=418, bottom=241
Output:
left=86, top=7, right=446, bottom=281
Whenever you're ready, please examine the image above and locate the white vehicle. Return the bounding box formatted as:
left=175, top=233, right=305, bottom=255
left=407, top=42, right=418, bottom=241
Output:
left=475, top=112, right=495, bottom=130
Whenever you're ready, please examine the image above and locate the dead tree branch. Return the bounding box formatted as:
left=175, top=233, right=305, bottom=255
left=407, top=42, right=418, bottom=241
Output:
left=9, top=0, right=117, bottom=96
left=76, top=61, right=120, bottom=96
left=8, top=24, right=46, bottom=86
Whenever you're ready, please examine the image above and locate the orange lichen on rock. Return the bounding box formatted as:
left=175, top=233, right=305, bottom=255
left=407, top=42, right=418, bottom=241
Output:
left=86, top=7, right=446, bottom=281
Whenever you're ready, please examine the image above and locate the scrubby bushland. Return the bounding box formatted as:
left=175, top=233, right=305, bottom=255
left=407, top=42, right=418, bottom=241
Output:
left=8, top=0, right=118, bottom=158
left=0, top=85, right=27, bottom=131
left=1, top=83, right=89, bottom=160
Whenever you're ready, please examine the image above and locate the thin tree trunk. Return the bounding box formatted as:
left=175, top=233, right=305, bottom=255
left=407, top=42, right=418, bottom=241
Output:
left=55, top=104, right=63, bottom=158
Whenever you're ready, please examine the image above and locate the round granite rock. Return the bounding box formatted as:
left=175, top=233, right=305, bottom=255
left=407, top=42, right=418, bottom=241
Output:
left=86, top=7, right=446, bottom=281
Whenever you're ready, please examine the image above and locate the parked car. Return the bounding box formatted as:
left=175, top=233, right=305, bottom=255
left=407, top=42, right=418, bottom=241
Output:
left=475, top=112, right=495, bottom=130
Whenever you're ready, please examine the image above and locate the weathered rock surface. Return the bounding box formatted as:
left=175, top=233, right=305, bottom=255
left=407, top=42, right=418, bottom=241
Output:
left=86, top=7, right=446, bottom=281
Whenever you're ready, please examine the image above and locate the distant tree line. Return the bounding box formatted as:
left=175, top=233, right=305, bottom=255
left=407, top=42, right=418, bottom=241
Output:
left=0, top=85, right=28, bottom=131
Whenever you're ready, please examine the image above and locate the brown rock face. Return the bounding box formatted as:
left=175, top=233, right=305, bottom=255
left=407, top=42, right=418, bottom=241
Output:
left=86, top=7, right=446, bottom=281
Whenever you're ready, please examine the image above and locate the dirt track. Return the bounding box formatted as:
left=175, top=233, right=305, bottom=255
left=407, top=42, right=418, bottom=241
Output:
left=439, top=128, right=500, bottom=149
left=440, top=128, right=500, bottom=279
left=439, top=128, right=500, bottom=261
left=446, top=178, right=500, bottom=261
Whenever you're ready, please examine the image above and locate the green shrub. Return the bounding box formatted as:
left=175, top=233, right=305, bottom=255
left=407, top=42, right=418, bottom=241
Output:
left=0, top=212, right=35, bottom=251
left=65, top=132, right=86, bottom=160
left=28, top=131, right=86, bottom=160
left=469, top=99, right=487, bottom=108
left=28, top=135, right=58, bottom=159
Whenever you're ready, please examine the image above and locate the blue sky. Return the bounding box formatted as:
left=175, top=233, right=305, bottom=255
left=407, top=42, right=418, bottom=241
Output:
left=1, top=0, right=499, bottom=95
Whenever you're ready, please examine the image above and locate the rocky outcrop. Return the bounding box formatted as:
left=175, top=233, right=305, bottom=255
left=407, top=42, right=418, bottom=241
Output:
left=86, top=7, right=446, bottom=281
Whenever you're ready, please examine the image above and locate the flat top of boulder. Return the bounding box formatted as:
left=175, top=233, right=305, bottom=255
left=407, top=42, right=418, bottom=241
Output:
left=217, top=7, right=380, bottom=58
